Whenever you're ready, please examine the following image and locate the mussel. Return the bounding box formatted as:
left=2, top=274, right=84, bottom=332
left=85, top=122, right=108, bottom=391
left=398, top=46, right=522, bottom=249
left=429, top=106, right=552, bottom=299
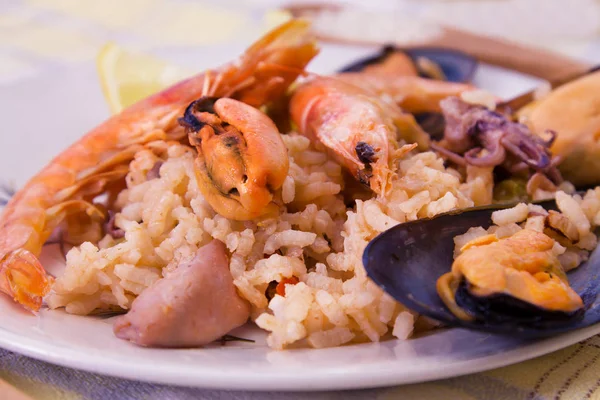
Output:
left=363, top=200, right=600, bottom=338
left=437, top=228, right=584, bottom=324
left=338, top=46, right=478, bottom=83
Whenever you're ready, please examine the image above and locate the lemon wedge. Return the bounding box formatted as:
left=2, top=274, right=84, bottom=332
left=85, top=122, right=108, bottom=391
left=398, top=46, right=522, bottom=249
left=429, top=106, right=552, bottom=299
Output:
left=96, top=43, right=191, bottom=114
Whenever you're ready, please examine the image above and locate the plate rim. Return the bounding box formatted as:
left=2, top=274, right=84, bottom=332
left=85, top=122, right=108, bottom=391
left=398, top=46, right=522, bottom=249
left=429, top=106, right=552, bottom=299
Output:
left=1, top=320, right=599, bottom=391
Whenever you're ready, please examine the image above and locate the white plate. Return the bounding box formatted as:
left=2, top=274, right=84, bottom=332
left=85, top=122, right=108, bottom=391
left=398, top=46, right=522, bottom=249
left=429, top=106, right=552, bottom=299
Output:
left=1, top=43, right=595, bottom=391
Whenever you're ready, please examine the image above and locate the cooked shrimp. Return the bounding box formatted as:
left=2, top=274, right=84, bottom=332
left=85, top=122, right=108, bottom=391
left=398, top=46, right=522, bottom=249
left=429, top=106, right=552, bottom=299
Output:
left=0, top=19, right=318, bottom=312
left=337, top=73, right=473, bottom=114
left=289, top=76, right=428, bottom=195
left=334, top=49, right=472, bottom=113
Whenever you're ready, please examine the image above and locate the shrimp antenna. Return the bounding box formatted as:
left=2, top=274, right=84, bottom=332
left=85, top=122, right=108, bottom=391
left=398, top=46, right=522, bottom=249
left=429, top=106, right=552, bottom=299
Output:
left=202, top=71, right=212, bottom=97
left=209, top=70, right=225, bottom=96
left=222, top=76, right=257, bottom=99
left=216, top=62, right=321, bottom=100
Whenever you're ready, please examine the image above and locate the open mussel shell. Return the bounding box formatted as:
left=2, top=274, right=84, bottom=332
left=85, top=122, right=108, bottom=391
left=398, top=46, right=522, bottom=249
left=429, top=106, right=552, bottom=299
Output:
left=454, top=280, right=584, bottom=326
left=338, top=46, right=478, bottom=83
left=363, top=200, right=600, bottom=338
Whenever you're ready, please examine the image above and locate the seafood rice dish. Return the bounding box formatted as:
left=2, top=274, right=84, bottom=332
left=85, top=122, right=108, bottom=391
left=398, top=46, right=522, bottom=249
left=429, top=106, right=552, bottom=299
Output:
left=1, top=19, right=600, bottom=350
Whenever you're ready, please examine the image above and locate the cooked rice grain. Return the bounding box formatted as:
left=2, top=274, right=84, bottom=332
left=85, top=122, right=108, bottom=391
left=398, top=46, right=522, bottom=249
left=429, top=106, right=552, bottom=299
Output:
left=48, top=134, right=501, bottom=349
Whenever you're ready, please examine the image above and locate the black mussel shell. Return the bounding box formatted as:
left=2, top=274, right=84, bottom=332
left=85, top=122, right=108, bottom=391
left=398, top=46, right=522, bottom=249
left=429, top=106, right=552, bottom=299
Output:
left=405, top=47, right=478, bottom=83
left=338, top=45, right=393, bottom=73
left=338, top=46, right=478, bottom=83
left=338, top=45, right=395, bottom=74
left=455, top=280, right=584, bottom=327
left=414, top=112, right=446, bottom=140
left=363, top=200, right=600, bottom=338
left=178, top=96, right=219, bottom=132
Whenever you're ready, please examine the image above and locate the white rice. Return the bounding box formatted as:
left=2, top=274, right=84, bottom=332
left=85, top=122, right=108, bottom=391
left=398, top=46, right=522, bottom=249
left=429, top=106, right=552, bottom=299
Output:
left=45, top=132, right=500, bottom=350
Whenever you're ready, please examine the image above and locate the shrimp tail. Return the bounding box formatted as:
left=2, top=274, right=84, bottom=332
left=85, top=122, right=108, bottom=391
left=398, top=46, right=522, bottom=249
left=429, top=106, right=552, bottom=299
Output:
left=0, top=249, right=52, bottom=311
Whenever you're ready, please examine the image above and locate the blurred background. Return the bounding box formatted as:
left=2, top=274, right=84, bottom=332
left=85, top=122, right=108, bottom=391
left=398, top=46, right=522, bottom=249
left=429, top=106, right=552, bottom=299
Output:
left=1, top=0, right=599, bottom=184
left=2, top=0, right=600, bottom=85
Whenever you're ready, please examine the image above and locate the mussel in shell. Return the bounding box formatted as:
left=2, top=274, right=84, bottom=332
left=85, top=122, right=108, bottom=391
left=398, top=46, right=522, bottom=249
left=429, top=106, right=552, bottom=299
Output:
left=338, top=46, right=478, bottom=83
left=436, top=229, right=584, bottom=325
left=363, top=200, right=600, bottom=337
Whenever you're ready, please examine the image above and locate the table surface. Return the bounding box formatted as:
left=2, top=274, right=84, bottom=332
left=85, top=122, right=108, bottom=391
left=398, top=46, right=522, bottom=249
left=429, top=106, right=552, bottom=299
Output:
left=1, top=0, right=600, bottom=399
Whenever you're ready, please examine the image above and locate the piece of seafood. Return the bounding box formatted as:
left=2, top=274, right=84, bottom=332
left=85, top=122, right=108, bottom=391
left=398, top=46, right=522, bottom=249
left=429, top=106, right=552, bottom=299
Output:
left=337, top=74, right=473, bottom=114
left=437, top=229, right=583, bottom=323
left=519, top=70, right=600, bottom=186
left=431, top=97, right=562, bottom=197
left=114, top=240, right=250, bottom=347
left=0, top=19, right=318, bottom=312
left=363, top=200, right=600, bottom=337
left=179, top=97, right=289, bottom=220
left=340, top=46, right=477, bottom=82
left=353, top=50, right=419, bottom=77
left=334, top=48, right=474, bottom=114
left=289, top=76, right=428, bottom=196
left=339, top=46, right=478, bottom=84
left=339, top=47, right=478, bottom=141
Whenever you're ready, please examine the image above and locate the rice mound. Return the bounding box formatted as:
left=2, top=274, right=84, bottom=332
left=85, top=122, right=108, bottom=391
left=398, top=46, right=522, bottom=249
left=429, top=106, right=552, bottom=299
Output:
left=47, top=132, right=496, bottom=350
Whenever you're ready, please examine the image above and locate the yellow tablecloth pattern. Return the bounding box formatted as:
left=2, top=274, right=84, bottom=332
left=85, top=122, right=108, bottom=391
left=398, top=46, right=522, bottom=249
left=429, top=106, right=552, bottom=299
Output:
left=2, top=0, right=600, bottom=399
left=3, top=336, right=600, bottom=399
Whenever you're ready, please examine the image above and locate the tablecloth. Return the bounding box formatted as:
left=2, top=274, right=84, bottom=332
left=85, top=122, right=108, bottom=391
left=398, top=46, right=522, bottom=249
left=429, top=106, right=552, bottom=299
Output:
left=1, top=0, right=600, bottom=399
